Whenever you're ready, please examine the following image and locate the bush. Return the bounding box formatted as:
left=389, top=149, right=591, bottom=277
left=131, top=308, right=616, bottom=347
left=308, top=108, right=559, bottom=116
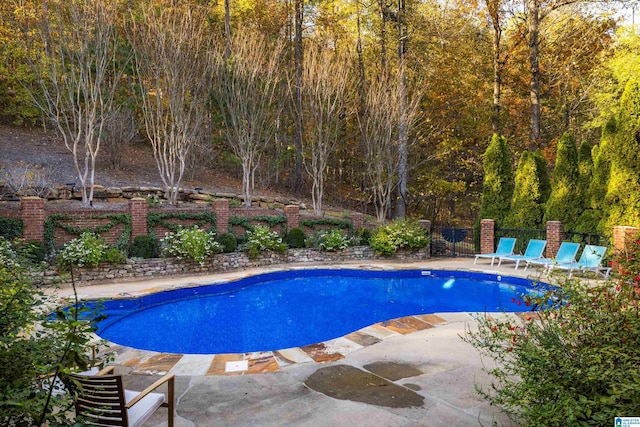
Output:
left=369, top=219, right=429, bottom=255
left=0, top=217, right=23, bottom=240
left=102, top=247, right=126, bottom=265
left=353, top=227, right=371, bottom=246
left=161, top=226, right=222, bottom=264
left=129, top=234, right=161, bottom=259
left=15, top=240, right=48, bottom=263
left=478, top=133, right=513, bottom=226
left=464, top=239, right=640, bottom=426
left=215, top=232, right=238, bottom=253
left=56, top=232, right=107, bottom=271
left=0, top=251, right=108, bottom=425
left=318, top=228, right=350, bottom=251
left=285, top=228, right=306, bottom=248
left=245, top=226, right=287, bottom=259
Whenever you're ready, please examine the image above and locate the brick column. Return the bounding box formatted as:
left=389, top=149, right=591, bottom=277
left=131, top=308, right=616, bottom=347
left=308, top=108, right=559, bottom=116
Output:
left=480, top=219, right=495, bottom=254
left=613, top=226, right=640, bottom=270
left=351, top=212, right=364, bottom=230
left=21, top=197, right=46, bottom=242
left=129, top=198, right=148, bottom=239
left=213, top=199, right=230, bottom=234
left=284, top=205, right=300, bottom=231
left=546, top=221, right=564, bottom=258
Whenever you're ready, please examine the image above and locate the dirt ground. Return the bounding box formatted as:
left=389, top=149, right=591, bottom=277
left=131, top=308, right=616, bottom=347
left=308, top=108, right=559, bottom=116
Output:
left=0, top=125, right=245, bottom=194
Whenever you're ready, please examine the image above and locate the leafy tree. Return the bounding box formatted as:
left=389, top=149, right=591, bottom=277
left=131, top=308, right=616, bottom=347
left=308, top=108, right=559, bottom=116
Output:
left=602, top=79, right=640, bottom=231
left=478, top=134, right=513, bottom=225
left=504, top=151, right=545, bottom=228
left=544, top=132, right=582, bottom=230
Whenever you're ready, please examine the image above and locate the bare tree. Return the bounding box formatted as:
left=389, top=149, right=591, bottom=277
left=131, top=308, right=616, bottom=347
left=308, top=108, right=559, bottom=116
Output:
left=23, top=0, right=125, bottom=206
left=213, top=32, right=283, bottom=207
left=358, top=78, right=399, bottom=222
left=300, top=45, right=351, bottom=216
left=129, top=1, right=213, bottom=204
left=102, top=109, right=136, bottom=171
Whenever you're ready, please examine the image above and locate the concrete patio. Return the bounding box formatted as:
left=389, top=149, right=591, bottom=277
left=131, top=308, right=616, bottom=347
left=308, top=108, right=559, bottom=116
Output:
left=56, top=258, right=574, bottom=426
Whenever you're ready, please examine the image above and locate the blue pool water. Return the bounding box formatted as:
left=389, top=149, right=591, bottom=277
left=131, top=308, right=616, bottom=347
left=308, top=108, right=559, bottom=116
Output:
left=94, top=269, right=546, bottom=354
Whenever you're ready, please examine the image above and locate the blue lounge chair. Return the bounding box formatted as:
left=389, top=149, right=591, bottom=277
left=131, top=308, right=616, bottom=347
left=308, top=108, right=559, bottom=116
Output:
left=524, top=241, right=580, bottom=271
left=497, top=239, right=547, bottom=269
left=548, top=245, right=610, bottom=278
left=474, top=237, right=516, bottom=266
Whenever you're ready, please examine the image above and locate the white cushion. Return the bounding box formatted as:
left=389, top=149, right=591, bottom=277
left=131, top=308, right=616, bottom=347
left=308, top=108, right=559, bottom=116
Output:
left=125, top=389, right=166, bottom=427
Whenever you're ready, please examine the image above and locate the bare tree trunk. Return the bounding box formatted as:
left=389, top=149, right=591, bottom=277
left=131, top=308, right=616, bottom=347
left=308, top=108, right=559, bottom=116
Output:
left=293, top=0, right=304, bottom=193
left=395, top=0, right=408, bottom=218
left=378, top=0, right=388, bottom=75
left=528, top=0, right=541, bottom=150
left=487, top=0, right=503, bottom=134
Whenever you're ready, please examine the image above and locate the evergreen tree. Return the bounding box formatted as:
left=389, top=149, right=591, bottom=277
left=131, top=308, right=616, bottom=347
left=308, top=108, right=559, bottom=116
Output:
left=504, top=151, right=545, bottom=228
left=478, top=134, right=513, bottom=225
left=574, top=139, right=598, bottom=233
left=584, top=119, right=614, bottom=233
left=544, top=132, right=582, bottom=230
left=532, top=149, right=551, bottom=205
left=603, top=80, right=640, bottom=231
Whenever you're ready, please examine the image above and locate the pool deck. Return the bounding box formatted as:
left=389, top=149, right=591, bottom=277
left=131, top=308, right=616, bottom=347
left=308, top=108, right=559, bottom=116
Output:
left=54, top=258, right=597, bottom=426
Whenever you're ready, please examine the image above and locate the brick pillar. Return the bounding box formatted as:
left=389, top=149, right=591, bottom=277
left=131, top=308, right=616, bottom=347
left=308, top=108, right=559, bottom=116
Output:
left=419, top=220, right=431, bottom=234
left=613, top=226, right=640, bottom=270
left=480, top=219, right=495, bottom=254
left=351, top=212, right=364, bottom=230
left=284, top=205, right=300, bottom=231
left=546, top=221, right=564, bottom=258
left=21, top=197, right=46, bottom=242
left=129, top=198, right=148, bottom=239
left=213, top=199, right=230, bottom=234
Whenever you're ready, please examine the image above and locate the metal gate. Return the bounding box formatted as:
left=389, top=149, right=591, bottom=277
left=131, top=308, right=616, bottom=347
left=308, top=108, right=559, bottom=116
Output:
left=430, top=225, right=478, bottom=257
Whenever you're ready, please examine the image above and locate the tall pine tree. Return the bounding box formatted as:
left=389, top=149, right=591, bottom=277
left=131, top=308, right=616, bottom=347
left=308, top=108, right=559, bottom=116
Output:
left=478, top=134, right=513, bottom=225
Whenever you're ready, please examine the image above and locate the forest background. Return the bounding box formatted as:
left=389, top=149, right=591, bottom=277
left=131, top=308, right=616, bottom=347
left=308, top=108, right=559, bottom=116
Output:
left=0, top=0, right=639, bottom=236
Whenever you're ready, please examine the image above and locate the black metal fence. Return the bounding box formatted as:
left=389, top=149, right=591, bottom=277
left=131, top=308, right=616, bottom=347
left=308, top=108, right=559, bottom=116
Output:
left=430, top=225, right=478, bottom=257
left=429, top=225, right=609, bottom=258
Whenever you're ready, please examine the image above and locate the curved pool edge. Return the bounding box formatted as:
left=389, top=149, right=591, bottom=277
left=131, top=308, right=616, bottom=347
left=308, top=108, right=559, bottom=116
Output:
left=99, top=310, right=538, bottom=377
left=79, top=259, right=550, bottom=376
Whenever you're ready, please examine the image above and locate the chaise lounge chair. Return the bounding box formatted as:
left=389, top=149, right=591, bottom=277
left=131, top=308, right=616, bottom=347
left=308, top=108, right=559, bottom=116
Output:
left=497, top=239, right=547, bottom=269
left=474, top=237, right=516, bottom=266
left=524, top=241, right=580, bottom=272
left=548, top=244, right=610, bottom=278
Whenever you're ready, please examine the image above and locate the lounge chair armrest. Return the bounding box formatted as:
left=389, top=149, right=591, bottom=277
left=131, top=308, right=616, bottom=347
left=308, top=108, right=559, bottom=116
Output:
left=96, top=366, right=116, bottom=376
left=125, top=373, right=175, bottom=409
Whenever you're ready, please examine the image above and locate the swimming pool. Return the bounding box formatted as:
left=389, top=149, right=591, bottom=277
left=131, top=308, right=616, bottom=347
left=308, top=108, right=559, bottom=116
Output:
left=93, top=269, right=547, bottom=354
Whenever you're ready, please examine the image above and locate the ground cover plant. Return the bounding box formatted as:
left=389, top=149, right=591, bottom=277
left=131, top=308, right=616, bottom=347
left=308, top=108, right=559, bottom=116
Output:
left=465, top=240, right=640, bottom=426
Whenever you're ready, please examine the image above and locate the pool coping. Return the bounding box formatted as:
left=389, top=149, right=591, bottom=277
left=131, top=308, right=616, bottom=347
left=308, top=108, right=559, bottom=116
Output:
left=57, top=259, right=552, bottom=376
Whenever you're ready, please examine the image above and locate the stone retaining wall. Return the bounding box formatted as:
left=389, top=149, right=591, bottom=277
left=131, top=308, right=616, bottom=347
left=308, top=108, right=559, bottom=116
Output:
left=32, top=246, right=430, bottom=287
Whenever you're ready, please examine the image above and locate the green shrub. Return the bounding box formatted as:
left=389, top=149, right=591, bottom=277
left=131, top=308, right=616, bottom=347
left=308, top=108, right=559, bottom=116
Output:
left=161, top=226, right=222, bottom=264
left=129, top=234, right=161, bottom=259
left=15, top=240, right=48, bottom=263
left=102, top=247, right=126, bottom=265
left=56, top=232, right=107, bottom=271
left=318, top=228, right=350, bottom=251
left=464, top=239, right=640, bottom=426
left=353, top=227, right=371, bottom=246
left=245, top=226, right=287, bottom=259
left=215, top=232, right=238, bottom=253
left=369, top=219, right=429, bottom=256
left=285, top=228, right=306, bottom=248
left=504, top=151, right=545, bottom=228
left=1, top=247, right=108, bottom=425
left=0, top=217, right=23, bottom=240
